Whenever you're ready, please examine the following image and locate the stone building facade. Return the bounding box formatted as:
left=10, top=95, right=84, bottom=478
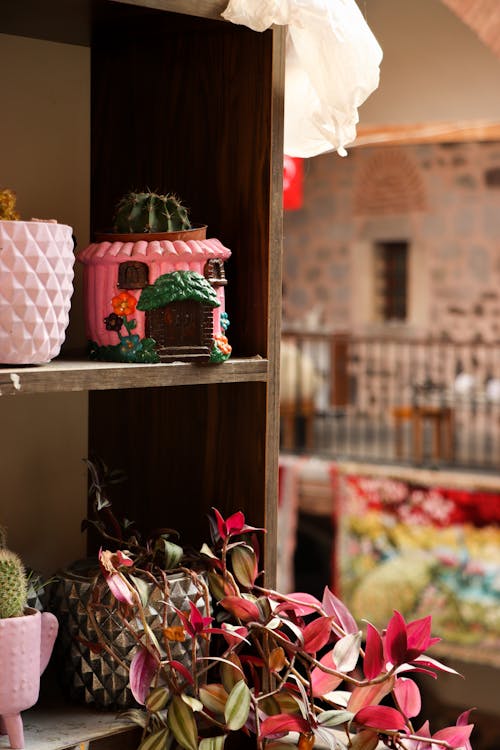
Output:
left=283, top=141, right=500, bottom=344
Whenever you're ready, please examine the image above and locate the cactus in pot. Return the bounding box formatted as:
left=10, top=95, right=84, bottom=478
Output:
left=113, top=190, right=191, bottom=234
left=0, top=549, right=28, bottom=619
left=0, top=545, right=58, bottom=749
left=80, top=188, right=232, bottom=364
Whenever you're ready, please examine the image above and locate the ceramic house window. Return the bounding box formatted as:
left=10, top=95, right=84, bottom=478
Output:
left=374, top=241, right=408, bottom=321
left=204, top=259, right=227, bottom=287
left=118, top=261, right=149, bottom=289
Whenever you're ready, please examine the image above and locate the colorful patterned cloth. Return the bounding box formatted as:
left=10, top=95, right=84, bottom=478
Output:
left=337, top=474, right=500, bottom=650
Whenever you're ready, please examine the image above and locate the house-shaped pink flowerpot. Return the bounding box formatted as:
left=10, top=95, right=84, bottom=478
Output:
left=78, top=232, right=232, bottom=363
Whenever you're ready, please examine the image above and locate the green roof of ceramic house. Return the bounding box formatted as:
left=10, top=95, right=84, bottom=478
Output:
left=137, top=270, right=220, bottom=311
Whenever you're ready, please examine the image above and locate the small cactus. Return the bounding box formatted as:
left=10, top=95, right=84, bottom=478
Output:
left=0, top=188, right=20, bottom=221
left=113, top=191, right=191, bottom=234
left=0, top=549, right=28, bottom=618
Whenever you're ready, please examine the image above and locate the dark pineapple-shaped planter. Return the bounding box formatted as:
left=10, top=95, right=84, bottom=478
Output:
left=52, top=563, right=209, bottom=710
left=78, top=191, right=232, bottom=364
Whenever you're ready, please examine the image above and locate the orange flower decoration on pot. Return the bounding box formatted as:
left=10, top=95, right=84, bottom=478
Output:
left=112, top=292, right=137, bottom=317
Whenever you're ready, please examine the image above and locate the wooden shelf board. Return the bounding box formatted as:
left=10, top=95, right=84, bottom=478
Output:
left=0, top=357, right=268, bottom=396
left=0, top=0, right=228, bottom=46
left=111, top=0, right=228, bottom=20
left=0, top=703, right=133, bottom=750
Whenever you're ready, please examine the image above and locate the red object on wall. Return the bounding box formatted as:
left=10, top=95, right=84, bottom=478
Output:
left=283, top=155, right=303, bottom=210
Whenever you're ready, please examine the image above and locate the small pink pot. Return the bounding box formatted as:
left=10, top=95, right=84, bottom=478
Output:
left=0, top=608, right=59, bottom=749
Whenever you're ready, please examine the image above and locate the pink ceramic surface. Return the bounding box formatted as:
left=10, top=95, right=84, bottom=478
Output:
left=0, top=608, right=58, bottom=749
left=0, top=220, right=75, bottom=365
left=78, top=237, right=230, bottom=346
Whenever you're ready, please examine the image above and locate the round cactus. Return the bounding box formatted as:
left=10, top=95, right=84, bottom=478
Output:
left=113, top=191, right=191, bottom=234
left=0, top=549, right=28, bottom=618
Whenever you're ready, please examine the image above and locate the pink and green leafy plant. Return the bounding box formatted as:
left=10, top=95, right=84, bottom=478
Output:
left=89, top=503, right=474, bottom=750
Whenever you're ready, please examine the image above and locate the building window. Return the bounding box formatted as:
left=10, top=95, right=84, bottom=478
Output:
left=204, top=259, right=227, bottom=286
left=118, top=261, right=149, bottom=289
left=374, top=241, right=408, bottom=321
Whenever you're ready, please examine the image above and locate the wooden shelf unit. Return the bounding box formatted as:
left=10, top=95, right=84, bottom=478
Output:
left=1, top=1, right=285, bottom=746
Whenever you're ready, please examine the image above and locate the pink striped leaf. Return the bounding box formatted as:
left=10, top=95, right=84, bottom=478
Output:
left=106, top=572, right=135, bottom=605
left=129, top=647, right=159, bottom=705
left=347, top=676, right=395, bottom=713
left=260, top=714, right=310, bottom=738
left=394, top=677, right=421, bottom=718
left=322, top=587, right=358, bottom=634
left=411, top=655, right=461, bottom=676
left=432, top=724, right=474, bottom=748
left=363, top=622, right=384, bottom=679
left=354, top=705, right=406, bottom=732
left=385, top=611, right=408, bottom=665
left=220, top=596, right=261, bottom=623
left=279, top=592, right=322, bottom=616
left=311, top=650, right=343, bottom=697
left=302, top=616, right=334, bottom=653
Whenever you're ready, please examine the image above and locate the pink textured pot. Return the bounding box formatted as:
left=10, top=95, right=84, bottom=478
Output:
left=0, top=608, right=59, bottom=749
left=0, top=220, right=75, bottom=365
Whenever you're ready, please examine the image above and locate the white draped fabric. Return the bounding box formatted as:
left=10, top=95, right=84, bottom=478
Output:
left=222, top=0, right=383, bottom=157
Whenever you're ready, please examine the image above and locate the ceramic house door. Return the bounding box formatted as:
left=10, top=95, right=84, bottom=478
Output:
left=146, top=301, right=213, bottom=361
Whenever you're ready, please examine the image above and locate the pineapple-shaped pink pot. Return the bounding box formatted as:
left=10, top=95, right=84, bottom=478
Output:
left=0, top=608, right=59, bottom=749
left=0, top=220, right=75, bottom=364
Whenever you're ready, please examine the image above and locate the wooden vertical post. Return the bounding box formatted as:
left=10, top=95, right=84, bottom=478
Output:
left=330, top=333, right=350, bottom=408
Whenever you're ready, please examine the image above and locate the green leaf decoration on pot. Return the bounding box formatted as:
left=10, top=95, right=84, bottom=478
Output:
left=138, top=270, right=219, bottom=311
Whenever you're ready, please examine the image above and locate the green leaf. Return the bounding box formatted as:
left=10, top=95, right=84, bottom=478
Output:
left=199, top=683, right=228, bottom=715
left=230, top=545, right=257, bottom=588
left=143, top=621, right=162, bottom=654
left=317, top=709, right=354, bottom=728
left=146, top=687, right=170, bottom=713
left=199, top=737, right=226, bottom=750
left=129, top=575, right=151, bottom=608
left=167, top=695, right=199, bottom=750
left=160, top=539, right=183, bottom=569
left=218, top=653, right=244, bottom=692
left=224, top=680, right=251, bottom=731
left=273, top=691, right=300, bottom=715
left=199, top=543, right=217, bottom=560
left=181, top=694, right=204, bottom=712
left=137, top=728, right=169, bottom=750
